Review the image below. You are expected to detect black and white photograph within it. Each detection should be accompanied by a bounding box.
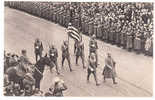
[3,0,153,97]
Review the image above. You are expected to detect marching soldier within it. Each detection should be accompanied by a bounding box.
[61,41,72,72]
[102,53,117,84]
[75,41,86,69]
[87,52,100,86]
[34,38,43,62]
[89,34,98,66]
[49,44,60,75]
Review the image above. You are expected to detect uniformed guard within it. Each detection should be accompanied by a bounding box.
[61,41,72,72]
[75,41,86,69]
[102,53,117,84]
[87,52,100,86]
[89,34,98,66]
[49,44,60,75]
[34,38,43,62]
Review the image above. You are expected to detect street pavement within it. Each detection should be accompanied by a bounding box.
[4,7,153,97]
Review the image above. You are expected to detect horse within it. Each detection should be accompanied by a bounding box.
[5,54,54,90]
[32,54,54,89]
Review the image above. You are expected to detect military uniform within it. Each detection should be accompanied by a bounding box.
[61,41,72,72]
[102,53,117,84]
[34,39,43,62]
[49,46,59,74]
[75,42,85,69]
[87,53,99,86]
[89,36,98,66]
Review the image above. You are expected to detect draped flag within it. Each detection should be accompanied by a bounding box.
[67,25,82,42]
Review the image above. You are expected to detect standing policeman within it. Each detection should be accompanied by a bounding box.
[61,41,72,72]
[34,38,43,62]
[49,44,60,75]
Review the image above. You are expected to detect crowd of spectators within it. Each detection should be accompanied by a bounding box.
[5,2,153,56]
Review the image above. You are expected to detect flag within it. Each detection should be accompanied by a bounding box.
[67,25,82,42]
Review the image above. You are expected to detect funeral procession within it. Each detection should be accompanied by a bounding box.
[4,1,153,97]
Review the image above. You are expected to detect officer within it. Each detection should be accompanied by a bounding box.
[34,38,43,62]
[49,44,60,75]
[61,41,72,72]
[87,52,100,86]
[89,34,98,66]
[75,41,86,69]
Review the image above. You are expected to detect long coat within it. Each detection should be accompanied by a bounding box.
[102,57,116,78]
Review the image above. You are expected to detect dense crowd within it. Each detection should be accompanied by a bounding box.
[5,2,153,56]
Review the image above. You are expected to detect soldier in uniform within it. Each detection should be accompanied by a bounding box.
[34,38,43,62]
[89,34,98,66]
[49,44,60,75]
[75,41,86,69]
[87,52,100,86]
[102,53,117,84]
[61,41,72,72]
